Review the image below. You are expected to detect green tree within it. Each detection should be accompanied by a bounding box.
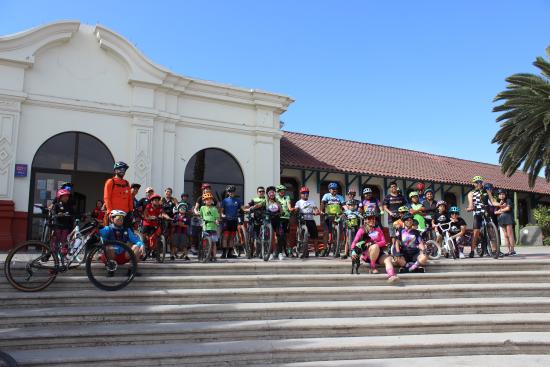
[492,47,550,187]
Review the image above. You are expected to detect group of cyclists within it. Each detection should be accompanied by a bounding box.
[46,160,517,283]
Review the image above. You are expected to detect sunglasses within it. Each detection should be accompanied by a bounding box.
[258,190,265,193]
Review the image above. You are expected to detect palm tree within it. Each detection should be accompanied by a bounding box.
[492,47,550,187]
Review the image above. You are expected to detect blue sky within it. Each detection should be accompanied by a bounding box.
[1,0,549,165]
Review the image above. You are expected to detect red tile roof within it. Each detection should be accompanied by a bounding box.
[280,131,550,195]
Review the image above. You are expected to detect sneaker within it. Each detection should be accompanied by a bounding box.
[399,267,409,273]
[170,255,175,261]
[408,263,419,272]
[341,254,348,260]
[269,253,275,261]
[278,253,284,261]
[387,275,400,284]
[227,251,237,259]
[459,252,465,259]
[510,250,517,256]
[315,251,320,257]
[184,256,190,261]
[335,253,340,258]
[372,269,379,274]
[469,251,475,258]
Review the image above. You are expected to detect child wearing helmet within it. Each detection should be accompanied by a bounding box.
[448,206,467,258]
[142,194,170,241]
[100,210,144,263]
[408,192,426,230]
[392,213,429,273]
[321,182,345,256]
[172,202,190,260]
[432,200,450,247]
[294,187,321,258]
[50,188,76,255]
[343,189,357,210]
[199,192,220,261]
[342,199,361,259]
[392,206,410,232]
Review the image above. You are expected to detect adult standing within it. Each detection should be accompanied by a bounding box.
[467,176,495,258]
[103,161,133,227]
[220,185,244,258]
[275,184,293,257]
[493,189,517,256]
[162,188,179,261]
[382,181,407,248]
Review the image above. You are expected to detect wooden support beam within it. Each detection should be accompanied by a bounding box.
[301,170,315,187]
[383,177,388,198]
[345,174,360,193]
[317,171,330,192]
[361,176,373,187]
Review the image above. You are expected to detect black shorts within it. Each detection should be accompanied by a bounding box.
[403,248,420,263]
[473,214,483,230]
[305,220,318,239]
[224,219,238,232]
[279,218,290,234]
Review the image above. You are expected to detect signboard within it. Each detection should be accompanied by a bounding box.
[14,164,27,177]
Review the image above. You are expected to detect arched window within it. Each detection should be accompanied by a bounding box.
[184,148,244,203]
[444,192,458,207]
[29,132,114,239]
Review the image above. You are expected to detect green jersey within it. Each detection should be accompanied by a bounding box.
[200,205,219,231]
[276,195,291,219]
[411,203,426,230]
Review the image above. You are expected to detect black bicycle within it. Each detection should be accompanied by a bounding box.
[4,220,137,292]
[475,207,501,259]
[296,214,310,258]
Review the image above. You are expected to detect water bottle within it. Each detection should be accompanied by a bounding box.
[69,237,83,256]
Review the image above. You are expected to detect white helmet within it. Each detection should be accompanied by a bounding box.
[362,188,372,195]
[109,210,127,219]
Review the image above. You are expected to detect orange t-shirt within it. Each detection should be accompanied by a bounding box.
[103,176,133,214]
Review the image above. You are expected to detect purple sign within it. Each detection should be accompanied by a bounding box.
[14,164,27,177]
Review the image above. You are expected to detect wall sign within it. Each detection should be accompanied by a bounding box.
[14,164,27,177]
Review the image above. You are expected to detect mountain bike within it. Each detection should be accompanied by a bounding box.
[475,208,501,259]
[433,222,457,259]
[244,211,257,259]
[141,221,166,263]
[200,225,217,263]
[323,213,344,257]
[259,212,275,261]
[423,227,441,260]
[296,214,310,258]
[343,213,362,259]
[4,220,137,292]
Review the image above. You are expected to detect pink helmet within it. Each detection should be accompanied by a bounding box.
[56,189,71,199]
[436,200,447,207]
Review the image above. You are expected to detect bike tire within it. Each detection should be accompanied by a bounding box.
[4,241,58,292]
[486,221,501,259]
[85,241,137,291]
[202,237,213,263]
[0,351,18,367]
[155,235,166,263]
[245,226,254,259]
[447,238,457,260]
[262,224,272,261]
[476,239,485,257]
[425,240,441,260]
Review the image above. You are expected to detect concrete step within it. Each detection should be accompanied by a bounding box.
[267,355,550,367]
[4,313,550,350]
[2,270,549,291]
[2,297,550,328]
[39,258,550,276]
[8,332,550,366]
[3,282,550,307]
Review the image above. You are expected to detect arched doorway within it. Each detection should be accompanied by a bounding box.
[28,132,114,239]
[184,148,244,203]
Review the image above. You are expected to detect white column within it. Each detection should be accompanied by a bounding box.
[162,121,176,190]
[0,97,22,200]
[129,115,154,189]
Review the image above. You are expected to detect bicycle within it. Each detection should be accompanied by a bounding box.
[259,212,275,261]
[244,211,257,259]
[475,207,501,259]
[0,351,18,367]
[343,213,362,259]
[4,220,137,292]
[422,226,441,260]
[296,214,310,258]
[323,213,344,257]
[199,224,217,263]
[141,220,166,263]
[433,222,457,260]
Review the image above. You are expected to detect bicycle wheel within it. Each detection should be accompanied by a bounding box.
[4,241,58,292]
[85,241,137,291]
[202,236,213,263]
[155,235,166,263]
[424,240,441,260]
[446,238,457,260]
[262,224,272,261]
[0,351,18,367]
[334,224,344,258]
[486,221,501,258]
[245,226,254,259]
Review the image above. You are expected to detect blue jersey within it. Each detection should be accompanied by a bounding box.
[221,197,243,219]
[100,224,144,247]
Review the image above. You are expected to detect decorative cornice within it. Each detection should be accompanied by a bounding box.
[0,20,80,67]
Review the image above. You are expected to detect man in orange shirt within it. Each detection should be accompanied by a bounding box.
[103,161,133,226]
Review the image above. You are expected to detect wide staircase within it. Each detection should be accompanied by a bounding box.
[3,257,550,366]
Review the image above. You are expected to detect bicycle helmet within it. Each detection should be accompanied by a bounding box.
[202,192,214,201]
[56,189,71,199]
[201,183,211,190]
[496,188,506,195]
[149,194,162,201]
[408,191,419,198]
[276,184,286,192]
[416,182,425,191]
[398,206,409,213]
[402,213,413,221]
[109,210,127,219]
[362,187,372,195]
[436,200,447,207]
[176,202,188,211]
[483,183,494,191]
[226,185,236,192]
[363,210,378,218]
[347,188,356,195]
[449,206,460,214]
[114,161,129,171]
[300,186,310,194]
[61,182,73,191]
[266,186,276,193]
[472,175,484,183]
[346,199,358,206]
[145,186,154,193]
[328,182,338,190]
[424,188,434,195]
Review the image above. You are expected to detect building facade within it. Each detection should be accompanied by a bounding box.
[0,21,293,248]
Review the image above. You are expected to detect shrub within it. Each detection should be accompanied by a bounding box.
[533,205,550,239]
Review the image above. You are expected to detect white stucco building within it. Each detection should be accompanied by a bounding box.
[0,20,293,247]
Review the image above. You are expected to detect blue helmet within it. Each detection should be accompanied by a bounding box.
[328,182,338,190]
[114,161,129,171]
